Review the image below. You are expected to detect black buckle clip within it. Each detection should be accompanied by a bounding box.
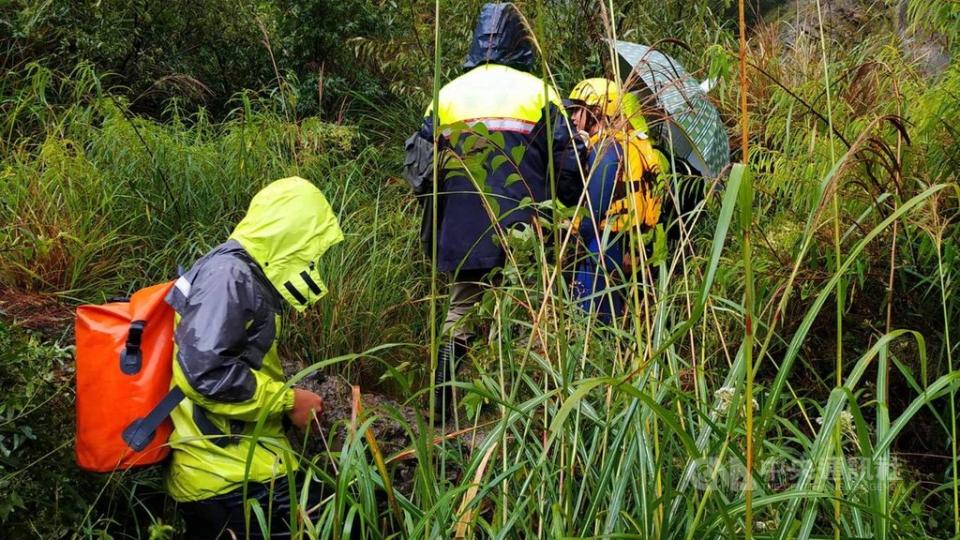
[122,418,155,451]
[120,320,146,375]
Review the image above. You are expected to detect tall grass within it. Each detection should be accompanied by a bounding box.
[0,1,958,539]
[0,63,424,373]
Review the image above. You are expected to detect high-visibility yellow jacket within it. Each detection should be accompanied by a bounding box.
[574,129,668,240]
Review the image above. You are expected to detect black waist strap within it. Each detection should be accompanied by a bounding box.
[192,405,241,448]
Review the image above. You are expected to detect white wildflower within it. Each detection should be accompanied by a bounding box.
[839,411,855,437]
[714,386,735,414]
[713,386,758,415]
[815,410,860,449]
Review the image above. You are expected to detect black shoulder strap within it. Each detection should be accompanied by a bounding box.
[122,386,242,452]
[122,386,185,452]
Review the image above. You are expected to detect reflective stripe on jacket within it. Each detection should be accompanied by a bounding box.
[164,177,343,502]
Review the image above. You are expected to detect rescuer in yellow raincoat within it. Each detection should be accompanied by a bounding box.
[164,176,343,538]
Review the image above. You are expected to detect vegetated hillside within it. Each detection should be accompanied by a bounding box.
[0,0,958,538]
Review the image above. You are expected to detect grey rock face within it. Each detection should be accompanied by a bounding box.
[896,0,950,77]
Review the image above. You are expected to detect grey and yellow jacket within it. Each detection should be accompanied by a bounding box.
[404,2,585,273]
[164,177,343,502]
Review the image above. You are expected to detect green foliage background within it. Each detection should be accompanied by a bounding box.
[0,0,958,538]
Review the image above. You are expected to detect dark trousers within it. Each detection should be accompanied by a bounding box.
[179,475,321,539]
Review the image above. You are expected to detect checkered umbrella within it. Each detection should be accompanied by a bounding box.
[613,40,730,177]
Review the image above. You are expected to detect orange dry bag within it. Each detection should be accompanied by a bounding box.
[75,282,185,472]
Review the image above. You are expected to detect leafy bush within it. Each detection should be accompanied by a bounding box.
[0,324,90,537]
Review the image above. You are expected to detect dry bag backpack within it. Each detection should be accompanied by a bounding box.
[75,281,185,472]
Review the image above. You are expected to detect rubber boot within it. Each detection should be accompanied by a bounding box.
[433,339,466,421]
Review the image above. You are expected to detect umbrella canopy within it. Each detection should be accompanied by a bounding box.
[612,40,730,177]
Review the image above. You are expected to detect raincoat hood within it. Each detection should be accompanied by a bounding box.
[230,176,343,311]
[463,3,535,72]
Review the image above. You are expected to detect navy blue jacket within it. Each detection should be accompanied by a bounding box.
[403,3,584,273]
[573,143,626,322]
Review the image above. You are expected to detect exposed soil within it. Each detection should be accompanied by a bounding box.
[0,286,73,338]
[291,375,486,495]
[299,375,422,457]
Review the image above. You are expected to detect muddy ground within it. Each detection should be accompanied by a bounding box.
[291,375,486,495]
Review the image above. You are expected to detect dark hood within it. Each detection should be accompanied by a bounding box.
[463,3,535,72]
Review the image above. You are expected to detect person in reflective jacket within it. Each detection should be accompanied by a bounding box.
[567,78,668,323]
[164,176,343,539]
[403,2,584,417]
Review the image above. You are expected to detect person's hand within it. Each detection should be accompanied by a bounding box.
[577,129,591,145]
[287,388,324,430]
